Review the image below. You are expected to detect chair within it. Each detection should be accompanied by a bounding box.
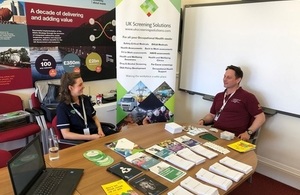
[248,127,261,184]
[51,115,117,149]
[0,149,12,168]
[30,92,52,129]
[34,79,60,123]
[51,116,85,149]
[249,128,261,145]
[0,93,41,145]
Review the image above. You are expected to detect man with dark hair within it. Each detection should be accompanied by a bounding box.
[198,65,266,140]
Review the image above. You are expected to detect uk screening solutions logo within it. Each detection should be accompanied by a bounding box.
[140,0,158,17]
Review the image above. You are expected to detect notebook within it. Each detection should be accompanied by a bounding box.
[7,134,84,195]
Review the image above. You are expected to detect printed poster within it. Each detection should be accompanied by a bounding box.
[116,0,181,130]
[0,0,116,91]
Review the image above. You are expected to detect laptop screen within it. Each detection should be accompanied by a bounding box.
[8,134,46,195]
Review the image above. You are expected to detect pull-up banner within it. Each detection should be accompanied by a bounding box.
[116,0,181,130]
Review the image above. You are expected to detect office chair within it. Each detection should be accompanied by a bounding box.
[51,115,85,149]
[249,127,261,145]
[51,115,117,149]
[0,93,41,145]
[0,149,12,168]
[29,92,52,129]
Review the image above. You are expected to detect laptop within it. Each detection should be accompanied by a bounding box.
[8,134,84,195]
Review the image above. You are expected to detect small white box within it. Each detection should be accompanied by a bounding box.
[220,131,235,140]
[165,122,183,134]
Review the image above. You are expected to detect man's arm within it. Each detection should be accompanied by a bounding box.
[238,112,266,140]
[249,112,266,132]
[198,113,215,125]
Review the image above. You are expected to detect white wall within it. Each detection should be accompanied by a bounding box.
[175,0,300,190]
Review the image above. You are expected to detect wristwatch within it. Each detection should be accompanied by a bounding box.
[246,130,253,135]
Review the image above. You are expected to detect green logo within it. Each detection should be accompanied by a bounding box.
[140,0,158,17]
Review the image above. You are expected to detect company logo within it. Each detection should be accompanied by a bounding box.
[140,0,158,17]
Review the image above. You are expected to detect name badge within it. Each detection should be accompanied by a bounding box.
[214,112,220,121]
[83,127,90,135]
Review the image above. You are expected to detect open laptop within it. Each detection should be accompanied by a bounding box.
[8,134,83,195]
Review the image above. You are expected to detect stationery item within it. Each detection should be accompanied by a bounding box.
[115,138,135,149]
[180,176,219,195]
[157,139,186,153]
[107,161,143,181]
[7,134,83,195]
[199,133,218,141]
[145,144,174,160]
[164,122,183,134]
[196,168,233,191]
[203,142,230,154]
[209,162,244,182]
[190,144,218,159]
[185,125,209,136]
[164,153,195,171]
[174,135,200,147]
[83,150,114,166]
[129,174,168,195]
[101,179,138,195]
[106,138,144,157]
[167,186,194,195]
[177,148,206,165]
[219,156,253,174]
[149,161,186,183]
[227,140,256,153]
[220,131,235,140]
[125,151,160,170]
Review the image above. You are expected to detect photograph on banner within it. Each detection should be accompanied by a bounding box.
[116,0,181,130]
[0,0,116,91]
[0,46,32,91]
[0,8,32,91]
[116,81,175,131]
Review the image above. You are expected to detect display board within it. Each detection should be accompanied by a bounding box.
[179,0,300,116]
[0,0,116,91]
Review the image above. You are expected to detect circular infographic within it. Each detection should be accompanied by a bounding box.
[62,53,81,73]
[85,52,102,72]
[35,54,56,75]
[83,150,114,166]
[49,69,57,77]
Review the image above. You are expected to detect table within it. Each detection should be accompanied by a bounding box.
[0,123,257,195]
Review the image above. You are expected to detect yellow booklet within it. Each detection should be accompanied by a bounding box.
[101,179,138,195]
[227,140,256,153]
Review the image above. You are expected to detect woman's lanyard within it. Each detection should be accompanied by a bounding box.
[71,97,88,128]
[214,90,236,121]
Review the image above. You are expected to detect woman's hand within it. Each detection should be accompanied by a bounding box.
[90,134,101,140]
[98,128,105,137]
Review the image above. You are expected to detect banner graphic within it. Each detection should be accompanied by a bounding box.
[0,0,115,91]
[116,0,181,130]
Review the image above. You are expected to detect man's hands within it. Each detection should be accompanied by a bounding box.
[198,119,205,125]
[238,131,251,141]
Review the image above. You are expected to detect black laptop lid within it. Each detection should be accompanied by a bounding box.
[8,134,45,195]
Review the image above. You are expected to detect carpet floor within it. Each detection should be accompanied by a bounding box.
[229,172,300,195]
